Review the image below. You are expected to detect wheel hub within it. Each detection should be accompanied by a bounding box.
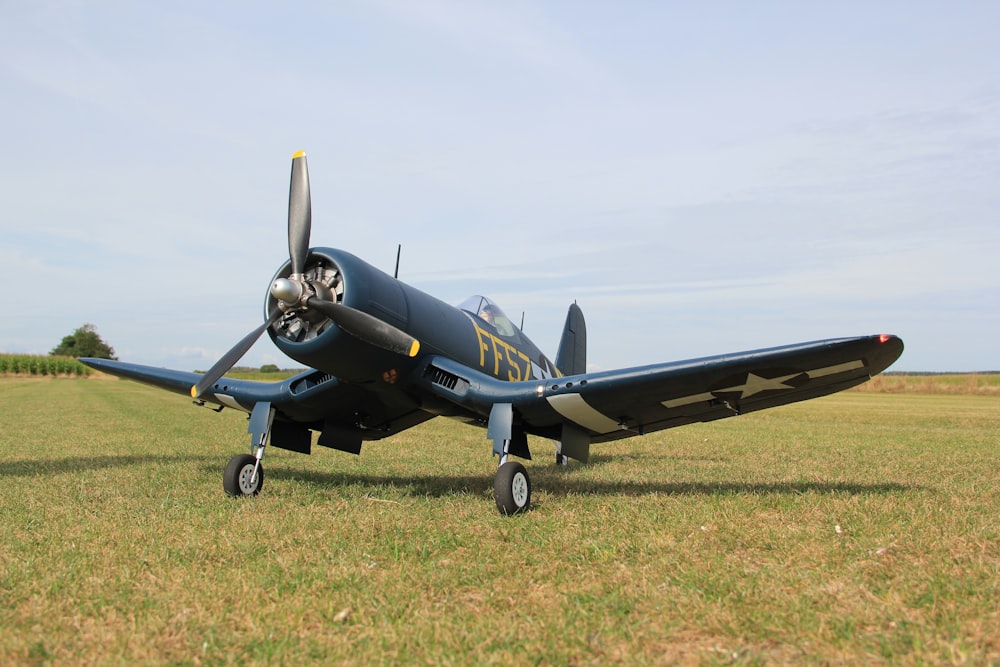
[511,472,529,507]
[238,464,259,494]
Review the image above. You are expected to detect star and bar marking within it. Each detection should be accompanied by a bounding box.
[544,359,867,435]
[661,360,866,409]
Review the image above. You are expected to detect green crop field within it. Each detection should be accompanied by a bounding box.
[1,376,998,665]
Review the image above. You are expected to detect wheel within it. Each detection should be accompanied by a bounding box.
[494,461,531,515]
[223,454,264,497]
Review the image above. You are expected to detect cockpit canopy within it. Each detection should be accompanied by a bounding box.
[458,295,518,337]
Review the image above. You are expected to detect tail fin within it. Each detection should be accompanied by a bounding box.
[555,302,586,376]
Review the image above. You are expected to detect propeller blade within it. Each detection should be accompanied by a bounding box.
[306,297,420,358]
[191,310,283,399]
[288,150,311,276]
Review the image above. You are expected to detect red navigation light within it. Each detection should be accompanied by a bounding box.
[879,334,892,344]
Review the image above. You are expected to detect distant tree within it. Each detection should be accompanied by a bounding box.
[51,324,117,360]
[260,364,280,373]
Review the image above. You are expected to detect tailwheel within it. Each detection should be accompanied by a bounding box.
[494,460,531,515]
[224,453,264,497]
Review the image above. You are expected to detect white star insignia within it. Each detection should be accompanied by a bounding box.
[722,372,801,399]
[662,361,865,411]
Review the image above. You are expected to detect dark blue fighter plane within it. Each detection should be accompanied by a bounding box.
[82,151,904,515]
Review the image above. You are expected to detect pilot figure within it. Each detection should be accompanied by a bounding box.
[478,305,494,325]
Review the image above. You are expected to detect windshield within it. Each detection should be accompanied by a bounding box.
[458,295,517,337]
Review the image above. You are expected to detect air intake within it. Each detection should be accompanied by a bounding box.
[425,364,469,394]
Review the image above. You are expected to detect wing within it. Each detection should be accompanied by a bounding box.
[79,359,434,453]
[542,334,903,443]
[416,334,904,444]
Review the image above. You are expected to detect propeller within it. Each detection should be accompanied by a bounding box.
[287,150,311,277]
[190,151,420,399]
[191,310,282,399]
[305,294,420,357]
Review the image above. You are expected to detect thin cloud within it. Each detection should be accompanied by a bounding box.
[1,3,997,371]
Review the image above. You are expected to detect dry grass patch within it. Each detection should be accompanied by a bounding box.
[856,373,1000,395]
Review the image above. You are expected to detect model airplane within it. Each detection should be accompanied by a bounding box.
[82,151,904,514]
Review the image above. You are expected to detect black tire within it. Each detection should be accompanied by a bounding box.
[494,461,531,515]
[223,454,264,497]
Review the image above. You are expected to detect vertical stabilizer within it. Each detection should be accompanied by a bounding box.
[555,302,586,376]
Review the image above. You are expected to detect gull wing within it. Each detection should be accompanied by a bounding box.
[418,335,904,445]
[539,334,904,443]
[79,359,434,453]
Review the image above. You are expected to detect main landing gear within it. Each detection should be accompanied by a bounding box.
[224,401,272,498]
[221,400,539,514]
[488,402,532,515]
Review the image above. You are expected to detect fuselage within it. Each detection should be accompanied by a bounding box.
[265,248,561,388]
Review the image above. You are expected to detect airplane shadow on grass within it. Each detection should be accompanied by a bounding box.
[260,465,918,500]
[3,454,917,499]
[3,454,220,478]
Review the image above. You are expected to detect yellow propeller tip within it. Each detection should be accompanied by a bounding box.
[408,340,421,357]
[190,385,199,398]
[292,150,306,159]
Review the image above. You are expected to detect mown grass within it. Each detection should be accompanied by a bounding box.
[1,377,997,664]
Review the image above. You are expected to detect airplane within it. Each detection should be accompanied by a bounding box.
[81,151,904,515]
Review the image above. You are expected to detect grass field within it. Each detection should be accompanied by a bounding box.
[1,377,998,665]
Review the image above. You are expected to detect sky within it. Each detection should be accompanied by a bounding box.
[1,1,998,373]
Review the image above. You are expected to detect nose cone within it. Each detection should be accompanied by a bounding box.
[271,277,302,304]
